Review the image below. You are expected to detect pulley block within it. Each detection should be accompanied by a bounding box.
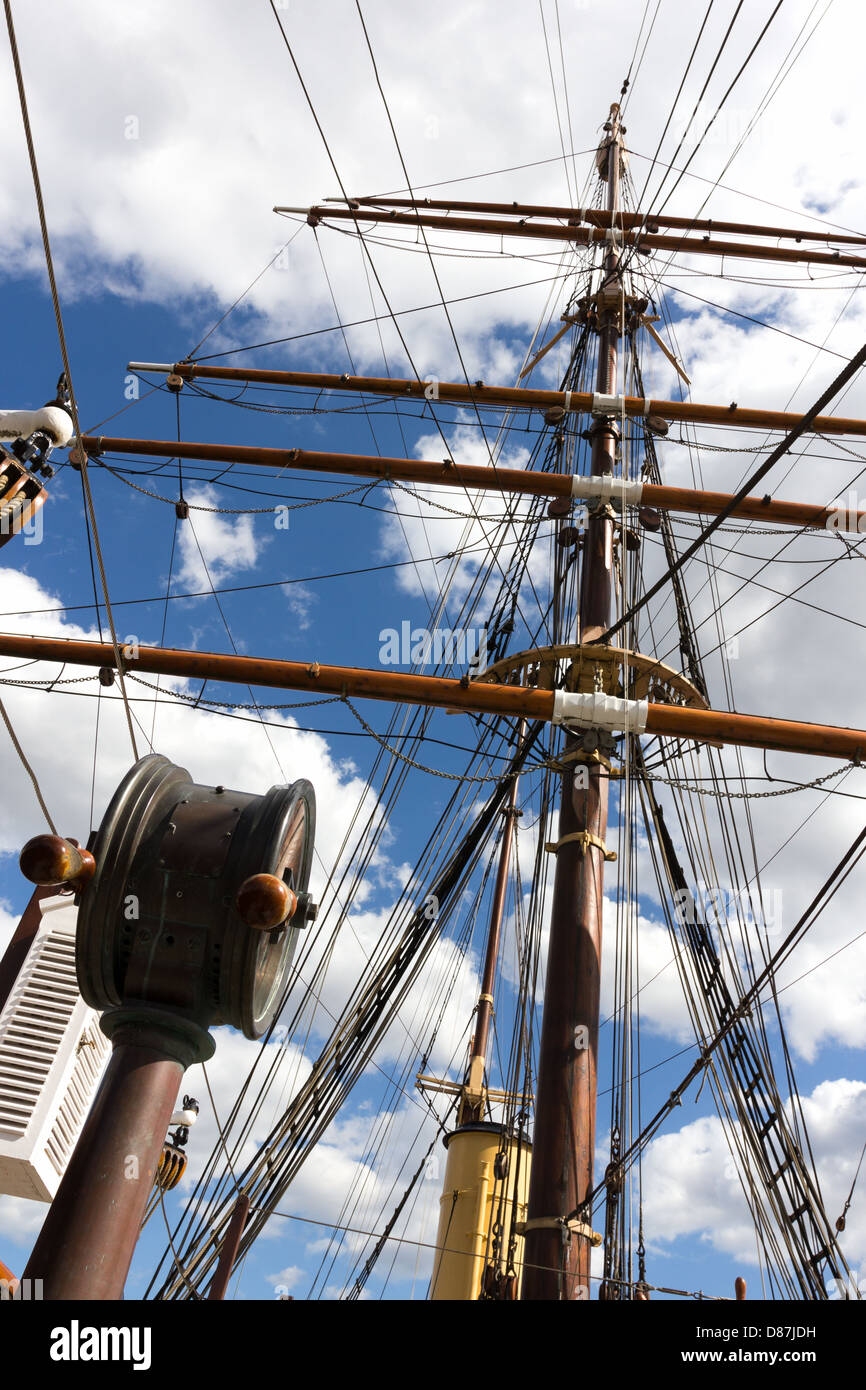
[0,454,47,551]
[155,1144,187,1191]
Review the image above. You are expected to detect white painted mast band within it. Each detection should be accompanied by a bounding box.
[570,476,643,504]
[591,393,652,417]
[552,691,649,733]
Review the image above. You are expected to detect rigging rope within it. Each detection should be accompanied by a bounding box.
[0,696,58,833]
[3,0,139,759]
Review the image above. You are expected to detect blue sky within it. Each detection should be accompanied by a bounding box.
[2,0,866,1303]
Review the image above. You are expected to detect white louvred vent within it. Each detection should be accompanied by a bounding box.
[0,896,110,1202]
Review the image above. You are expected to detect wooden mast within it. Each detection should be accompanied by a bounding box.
[522,101,624,1301]
[460,727,523,1127]
[426,724,530,1302]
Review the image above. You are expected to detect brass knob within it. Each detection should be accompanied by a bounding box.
[19,834,96,889]
[236,874,297,931]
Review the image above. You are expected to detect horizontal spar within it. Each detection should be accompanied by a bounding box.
[78,435,866,532]
[0,633,865,762]
[337,195,866,246]
[80,435,575,497]
[277,204,866,270]
[124,363,866,439]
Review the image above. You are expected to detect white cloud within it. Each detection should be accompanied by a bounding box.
[176,488,264,592]
[0,900,18,962]
[282,582,316,632]
[3,1,863,386]
[637,1077,866,1283]
[376,421,545,625]
[0,1192,46,1252]
[265,1264,305,1293]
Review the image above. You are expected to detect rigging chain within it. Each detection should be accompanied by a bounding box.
[643,762,856,800]
[98,461,378,514]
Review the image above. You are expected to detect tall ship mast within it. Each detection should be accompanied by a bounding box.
[0,2,865,1316]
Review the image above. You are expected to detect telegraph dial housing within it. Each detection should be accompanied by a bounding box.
[76,755,316,1056]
